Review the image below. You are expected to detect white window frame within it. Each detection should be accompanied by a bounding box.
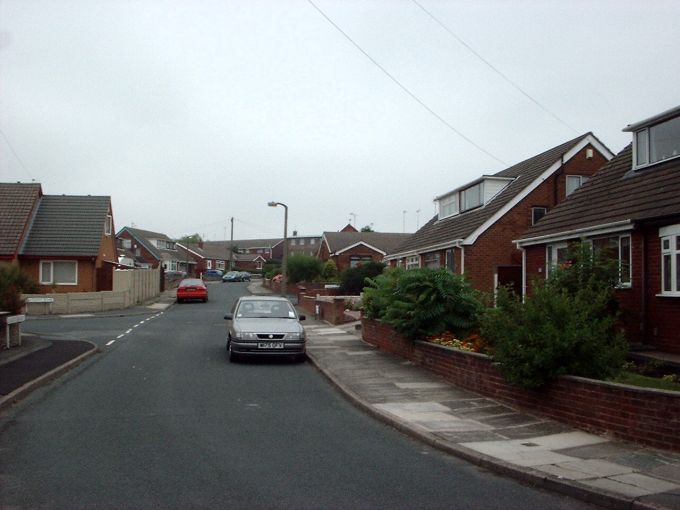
[591,235,632,288]
[206,260,212,269]
[438,193,459,219]
[406,255,420,270]
[566,175,588,196]
[423,253,440,269]
[660,224,680,296]
[39,260,78,286]
[461,182,483,211]
[633,116,680,170]
[545,242,568,277]
[104,215,113,236]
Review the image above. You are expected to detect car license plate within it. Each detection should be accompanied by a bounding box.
[257,342,284,349]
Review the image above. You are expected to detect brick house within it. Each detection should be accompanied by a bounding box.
[0,183,118,292]
[233,253,267,271]
[517,106,680,354]
[117,227,194,275]
[385,133,613,294]
[287,233,322,258]
[177,242,230,275]
[318,231,412,272]
[203,239,283,269]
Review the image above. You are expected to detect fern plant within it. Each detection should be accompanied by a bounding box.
[363,267,480,339]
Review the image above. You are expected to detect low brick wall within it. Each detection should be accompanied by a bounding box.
[362,318,680,452]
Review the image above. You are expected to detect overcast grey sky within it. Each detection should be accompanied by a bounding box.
[1,0,679,241]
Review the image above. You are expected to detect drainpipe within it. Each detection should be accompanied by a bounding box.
[521,247,527,302]
[460,247,465,274]
[640,228,647,343]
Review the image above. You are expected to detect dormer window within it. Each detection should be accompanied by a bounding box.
[436,176,514,220]
[438,193,458,219]
[626,107,680,170]
[462,182,482,210]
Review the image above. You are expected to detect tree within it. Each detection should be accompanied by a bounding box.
[179,233,203,244]
[0,266,38,314]
[360,225,374,232]
[339,261,385,294]
[321,260,339,281]
[286,255,323,284]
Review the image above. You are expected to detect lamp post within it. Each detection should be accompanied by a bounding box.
[268,201,288,297]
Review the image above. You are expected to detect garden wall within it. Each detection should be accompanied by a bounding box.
[362,318,680,452]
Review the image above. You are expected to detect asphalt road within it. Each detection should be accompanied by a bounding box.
[0,282,597,509]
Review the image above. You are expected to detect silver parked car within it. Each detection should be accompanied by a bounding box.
[224,296,306,362]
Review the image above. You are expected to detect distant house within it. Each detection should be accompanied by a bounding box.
[0,183,118,292]
[517,106,680,354]
[117,227,194,275]
[318,231,412,272]
[234,253,267,271]
[385,133,613,294]
[203,239,284,268]
[287,233,322,258]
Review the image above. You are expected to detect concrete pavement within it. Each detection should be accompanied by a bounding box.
[251,279,680,508]
[302,319,680,510]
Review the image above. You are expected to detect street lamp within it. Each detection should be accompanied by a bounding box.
[268,201,288,297]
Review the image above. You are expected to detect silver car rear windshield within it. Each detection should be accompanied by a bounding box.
[236,300,296,319]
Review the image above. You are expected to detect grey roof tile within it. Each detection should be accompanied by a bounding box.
[389,134,597,256]
[519,144,680,241]
[21,195,111,257]
[323,231,412,255]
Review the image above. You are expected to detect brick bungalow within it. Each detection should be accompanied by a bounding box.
[0,183,118,292]
[517,106,680,354]
[318,231,412,272]
[117,227,194,275]
[385,133,613,294]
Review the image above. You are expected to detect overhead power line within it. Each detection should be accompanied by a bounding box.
[0,127,34,181]
[307,0,507,166]
[411,0,578,134]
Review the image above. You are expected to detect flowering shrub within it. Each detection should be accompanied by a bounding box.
[426,331,491,354]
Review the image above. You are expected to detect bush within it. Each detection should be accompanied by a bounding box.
[263,263,281,280]
[481,242,627,389]
[321,260,339,281]
[0,266,38,314]
[363,267,480,339]
[339,261,385,294]
[286,255,323,284]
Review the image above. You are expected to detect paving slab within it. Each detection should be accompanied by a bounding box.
[302,318,680,509]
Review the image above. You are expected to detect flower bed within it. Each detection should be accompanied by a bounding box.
[362,317,680,452]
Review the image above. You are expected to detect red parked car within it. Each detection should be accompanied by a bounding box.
[176,278,208,303]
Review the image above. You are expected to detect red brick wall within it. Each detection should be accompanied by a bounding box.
[20,258,98,293]
[642,225,680,353]
[362,318,680,451]
[331,245,384,272]
[524,224,680,354]
[465,145,607,294]
[118,231,160,268]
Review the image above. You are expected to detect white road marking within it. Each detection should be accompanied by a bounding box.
[106,340,115,346]
[117,334,125,339]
